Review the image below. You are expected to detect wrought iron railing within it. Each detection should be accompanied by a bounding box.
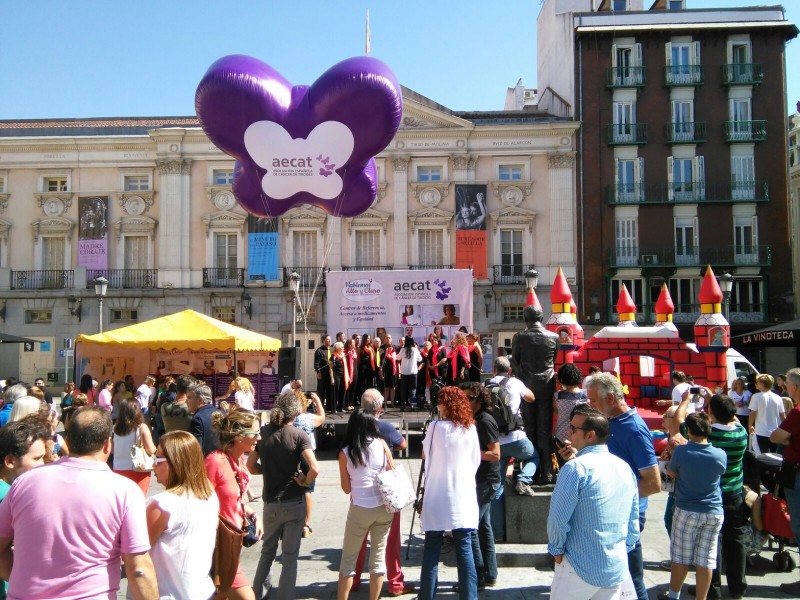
[721,63,763,86]
[605,66,646,88]
[409,265,454,270]
[606,180,768,205]
[11,270,73,290]
[606,123,648,145]
[203,268,244,288]
[86,269,157,289]
[282,267,327,288]
[664,121,706,144]
[664,64,704,86]
[608,245,772,269]
[341,266,393,271]
[492,264,535,285]
[723,120,767,143]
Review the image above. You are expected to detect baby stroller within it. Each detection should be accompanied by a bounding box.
[756,452,796,572]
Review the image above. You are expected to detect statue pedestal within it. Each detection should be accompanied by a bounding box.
[502,481,554,544]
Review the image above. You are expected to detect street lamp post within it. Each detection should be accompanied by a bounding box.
[524,268,539,291]
[93,276,108,333]
[719,272,733,323]
[289,271,301,351]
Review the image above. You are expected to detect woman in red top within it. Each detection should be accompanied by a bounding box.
[382,334,398,408]
[466,333,483,383]
[344,339,358,411]
[357,334,375,400]
[205,408,264,599]
[446,333,471,386]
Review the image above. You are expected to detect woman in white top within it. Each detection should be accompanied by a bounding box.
[337,409,394,600]
[397,335,422,410]
[729,378,751,429]
[217,376,256,412]
[112,399,156,496]
[749,373,786,454]
[419,386,481,600]
[147,430,219,600]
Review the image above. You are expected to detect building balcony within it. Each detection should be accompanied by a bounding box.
[723,121,766,143]
[664,65,703,87]
[606,180,768,205]
[283,266,327,288]
[409,265,454,270]
[202,268,244,288]
[342,265,393,271]
[664,121,706,144]
[721,63,763,86]
[605,123,648,145]
[11,270,73,290]
[608,245,772,269]
[492,264,536,285]
[85,269,158,289]
[605,66,646,88]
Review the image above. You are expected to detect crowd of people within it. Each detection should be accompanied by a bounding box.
[0,353,797,599]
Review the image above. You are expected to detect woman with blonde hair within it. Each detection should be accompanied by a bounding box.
[9,397,41,423]
[217,377,256,412]
[113,399,157,496]
[206,408,263,599]
[446,333,471,386]
[294,391,326,537]
[729,377,751,430]
[148,431,219,599]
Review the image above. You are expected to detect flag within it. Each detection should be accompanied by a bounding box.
[365,9,371,55]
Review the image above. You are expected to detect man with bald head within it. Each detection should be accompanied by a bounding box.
[0,406,157,599]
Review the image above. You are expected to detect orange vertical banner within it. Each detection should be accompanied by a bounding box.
[455,184,488,279]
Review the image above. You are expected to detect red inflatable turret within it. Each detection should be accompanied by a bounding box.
[693,266,730,391]
[546,267,583,362]
[616,283,638,327]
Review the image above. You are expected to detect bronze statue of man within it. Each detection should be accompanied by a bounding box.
[511,304,560,484]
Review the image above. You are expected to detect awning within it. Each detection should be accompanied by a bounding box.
[732,320,800,348]
[75,309,282,352]
[0,333,42,344]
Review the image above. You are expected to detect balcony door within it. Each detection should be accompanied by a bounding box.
[615,218,638,267]
[123,236,148,288]
[499,229,524,284]
[613,102,635,143]
[671,100,694,142]
[731,155,755,201]
[42,237,66,289]
[734,216,758,265]
[674,218,699,265]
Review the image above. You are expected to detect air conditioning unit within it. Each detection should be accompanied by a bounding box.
[641,254,658,265]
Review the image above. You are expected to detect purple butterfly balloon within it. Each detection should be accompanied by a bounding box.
[195,55,403,218]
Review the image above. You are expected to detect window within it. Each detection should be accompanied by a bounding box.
[668,278,699,313]
[665,41,701,85]
[670,100,694,141]
[499,165,523,180]
[0,175,5,193]
[612,102,635,142]
[668,156,704,201]
[734,216,758,263]
[615,218,638,266]
[729,99,753,140]
[612,0,628,10]
[417,167,442,182]
[44,177,68,192]
[214,233,237,269]
[500,230,523,279]
[213,169,235,185]
[111,309,138,322]
[124,236,148,271]
[354,230,381,267]
[42,237,65,271]
[615,158,644,202]
[612,44,643,86]
[730,280,763,313]
[611,279,644,312]
[503,305,525,322]
[727,41,753,84]
[668,0,685,8]
[674,217,699,265]
[293,231,318,268]
[418,229,443,267]
[212,306,236,324]
[123,176,150,191]
[731,155,755,200]
[25,309,52,324]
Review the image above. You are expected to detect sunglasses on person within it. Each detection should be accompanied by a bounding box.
[570,424,591,433]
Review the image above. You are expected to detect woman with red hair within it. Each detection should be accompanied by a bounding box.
[419,386,481,600]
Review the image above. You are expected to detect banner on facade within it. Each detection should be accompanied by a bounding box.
[247,216,280,282]
[455,184,487,279]
[325,269,473,346]
[77,196,108,270]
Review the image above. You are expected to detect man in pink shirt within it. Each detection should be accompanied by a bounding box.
[0,407,157,599]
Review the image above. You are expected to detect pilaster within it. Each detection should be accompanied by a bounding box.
[392,157,409,268]
[156,158,191,287]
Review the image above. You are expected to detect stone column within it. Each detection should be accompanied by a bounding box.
[548,153,576,267]
[392,157,409,268]
[157,159,192,288]
[326,215,342,270]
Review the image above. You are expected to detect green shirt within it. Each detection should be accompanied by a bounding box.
[708,422,748,495]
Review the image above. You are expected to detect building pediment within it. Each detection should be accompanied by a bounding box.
[112,215,157,242]
[280,206,328,230]
[32,217,74,241]
[202,210,247,237]
[489,206,537,234]
[408,207,454,233]
[400,102,473,131]
[344,207,392,234]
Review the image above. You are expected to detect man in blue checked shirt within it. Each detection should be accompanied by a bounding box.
[548,405,640,599]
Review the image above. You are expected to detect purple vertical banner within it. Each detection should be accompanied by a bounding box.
[78,197,108,269]
[215,373,233,400]
[257,373,279,410]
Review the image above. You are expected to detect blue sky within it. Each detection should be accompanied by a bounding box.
[0,1,797,119]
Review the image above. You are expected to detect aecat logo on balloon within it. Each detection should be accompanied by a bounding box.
[196,55,403,218]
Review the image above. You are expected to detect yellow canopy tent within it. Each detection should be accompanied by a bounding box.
[76,309,281,352]
[75,310,282,386]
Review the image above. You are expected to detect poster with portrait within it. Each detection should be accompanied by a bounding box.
[77,196,108,270]
[455,184,487,279]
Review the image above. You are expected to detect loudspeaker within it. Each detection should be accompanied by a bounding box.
[278,347,299,379]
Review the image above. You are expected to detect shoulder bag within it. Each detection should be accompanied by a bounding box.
[377,441,416,513]
[130,427,155,472]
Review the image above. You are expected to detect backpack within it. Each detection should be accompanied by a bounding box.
[485,377,519,435]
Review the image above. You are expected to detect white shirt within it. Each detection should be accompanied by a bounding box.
[234,390,255,411]
[136,384,153,411]
[281,383,294,394]
[421,420,480,532]
[344,438,386,509]
[489,375,529,445]
[749,390,786,437]
[730,389,751,416]
[147,490,219,600]
[398,348,422,376]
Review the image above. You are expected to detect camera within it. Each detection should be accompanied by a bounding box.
[305,391,313,399]
[429,377,445,401]
[690,386,700,394]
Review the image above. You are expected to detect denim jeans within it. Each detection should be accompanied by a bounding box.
[499,437,538,485]
[628,512,647,600]
[710,490,749,597]
[253,497,306,600]
[470,481,500,583]
[419,529,477,600]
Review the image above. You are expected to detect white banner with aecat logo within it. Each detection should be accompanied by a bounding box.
[325,269,474,346]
